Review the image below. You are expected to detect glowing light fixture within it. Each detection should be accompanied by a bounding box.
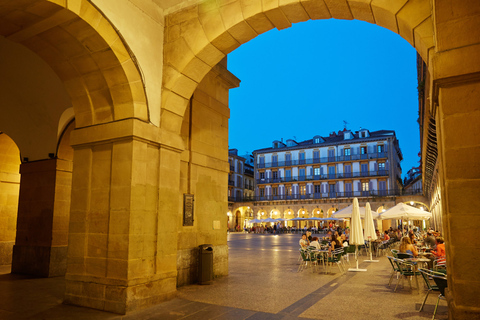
[410,201,414,205]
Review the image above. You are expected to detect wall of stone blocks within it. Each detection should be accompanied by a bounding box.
[177,60,238,286]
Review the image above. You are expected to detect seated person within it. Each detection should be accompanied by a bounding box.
[399,236,418,257]
[309,237,321,250]
[299,234,309,249]
[383,230,390,241]
[329,234,343,252]
[431,237,446,257]
[424,231,437,248]
[340,233,347,244]
[306,231,313,242]
[408,230,417,245]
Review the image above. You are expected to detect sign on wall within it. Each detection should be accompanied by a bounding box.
[183,194,194,226]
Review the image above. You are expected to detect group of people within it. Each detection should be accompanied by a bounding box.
[299,228,350,253]
[395,228,446,270]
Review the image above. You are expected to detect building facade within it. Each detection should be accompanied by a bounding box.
[228,149,245,202]
[253,129,403,203]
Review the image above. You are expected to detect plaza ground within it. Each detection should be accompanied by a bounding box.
[0,233,447,319]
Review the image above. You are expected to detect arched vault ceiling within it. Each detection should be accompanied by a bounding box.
[0,0,148,129]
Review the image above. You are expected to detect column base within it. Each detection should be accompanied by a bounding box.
[446,288,480,320]
[11,245,67,277]
[64,276,177,314]
[0,241,14,265]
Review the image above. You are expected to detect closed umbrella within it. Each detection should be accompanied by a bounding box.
[363,203,379,263]
[348,198,367,272]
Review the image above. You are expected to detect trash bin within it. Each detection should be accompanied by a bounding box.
[198,244,213,285]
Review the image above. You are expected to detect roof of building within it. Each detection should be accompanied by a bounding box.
[253,129,396,154]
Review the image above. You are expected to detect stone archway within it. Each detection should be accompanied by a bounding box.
[0,0,148,137]
[162,0,434,135]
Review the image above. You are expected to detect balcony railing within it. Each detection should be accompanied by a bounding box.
[256,170,388,184]
[244,168,254,175]
[228,180,235,186]
[257,152,388,169]
[230,165,235,171]
[228,188,421,202]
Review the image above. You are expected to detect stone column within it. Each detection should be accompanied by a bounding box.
[430,1,480,318]
[436,80,480,319]
[64,119,183,314]
[11,158,72,277]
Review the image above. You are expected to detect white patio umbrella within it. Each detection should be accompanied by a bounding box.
[348,198,367,272]
[363,202,379,263]
[378,203,432,220]
[332,204,379,219]
[261,217,277,223]
[288,217,306,221]
[248,218,262,224]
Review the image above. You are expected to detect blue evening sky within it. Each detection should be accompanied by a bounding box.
[227,19,420,179]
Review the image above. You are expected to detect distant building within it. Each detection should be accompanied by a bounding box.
[228,149,245,202]
[242,153,255,200]
[404,166,422,194]
[252,128,403,202]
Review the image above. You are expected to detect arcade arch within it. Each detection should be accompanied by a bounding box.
[0,133,21,266]
[163,0,434,135]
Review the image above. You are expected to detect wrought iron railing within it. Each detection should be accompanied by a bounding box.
[257,152,388,169]
[228,188,422,202]
[256,170,389,184]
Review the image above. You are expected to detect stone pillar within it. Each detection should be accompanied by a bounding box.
[11,158,72,277]
[64,119,183,314]
[431,1,480,318]
[436,81,480,319]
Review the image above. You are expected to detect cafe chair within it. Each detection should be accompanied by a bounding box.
[418,268,448,319]
[298,248,318,273]
[433,257,446,271]
[397,252,414,259]
[327,247,345,274]
[387,256,400,287]
[391,257,421,292]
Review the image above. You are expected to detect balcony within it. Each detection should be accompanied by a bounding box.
[256,170,389,184]
[256,152,388,169]
[228,180,235,186]
[228,188,421,203]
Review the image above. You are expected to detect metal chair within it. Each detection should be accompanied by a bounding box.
[386,256,400,287]
[298,248,318,272]
[327,247,345,274]
[391,257,421,292]
[418,268,448,319]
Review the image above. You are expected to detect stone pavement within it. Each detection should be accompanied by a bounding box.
[0,233,448,319]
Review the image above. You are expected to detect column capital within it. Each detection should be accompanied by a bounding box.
[70,119,185,153]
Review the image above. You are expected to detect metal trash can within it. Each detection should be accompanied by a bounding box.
[198,244,213,285]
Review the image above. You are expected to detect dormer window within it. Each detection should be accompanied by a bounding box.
[359,129,370,138]
[313,135,323,144]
